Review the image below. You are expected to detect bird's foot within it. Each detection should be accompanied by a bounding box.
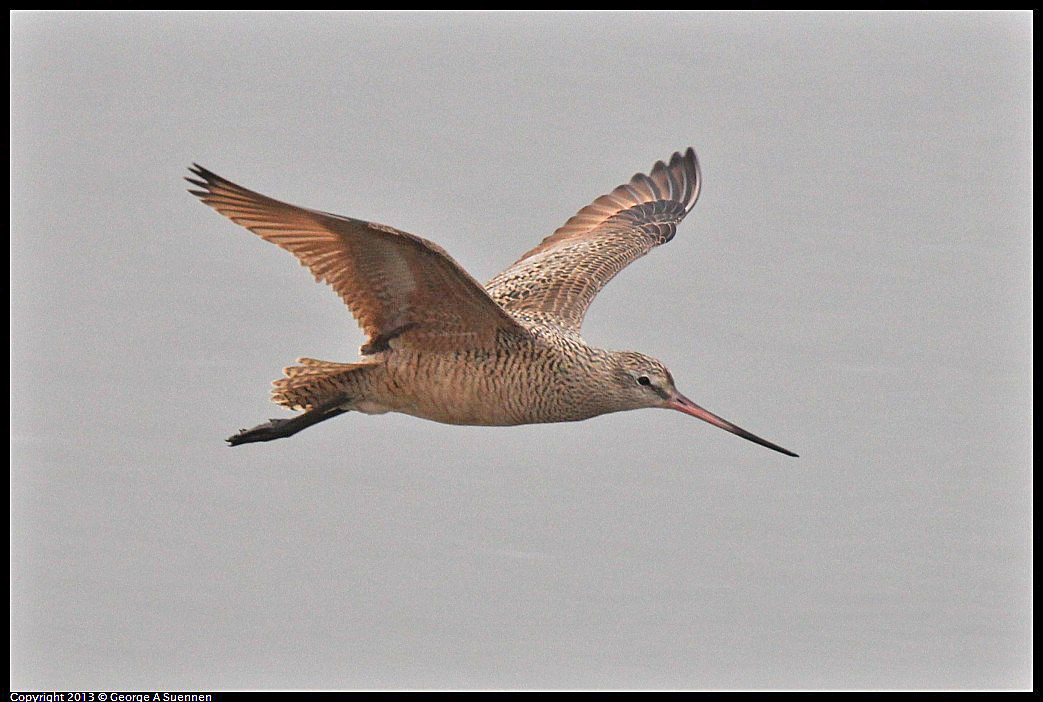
[227,418,294,446]
[225,398,350,447]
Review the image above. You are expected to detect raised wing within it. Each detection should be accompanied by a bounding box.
[187,165,529,353]
[486,148,701,332]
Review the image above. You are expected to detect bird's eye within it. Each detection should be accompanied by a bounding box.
[637,375,652,386]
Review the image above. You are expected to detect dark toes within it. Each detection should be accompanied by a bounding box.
[226,419,287,446]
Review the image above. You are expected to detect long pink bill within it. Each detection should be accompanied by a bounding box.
[669,393,798,457]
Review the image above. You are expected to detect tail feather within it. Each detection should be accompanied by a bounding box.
[271,358,375,411]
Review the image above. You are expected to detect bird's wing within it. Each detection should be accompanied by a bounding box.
[485,148,701,332]
[187,165,529,353]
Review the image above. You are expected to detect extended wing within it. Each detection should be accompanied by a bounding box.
[188,165,528,353]
[485,148,700,332]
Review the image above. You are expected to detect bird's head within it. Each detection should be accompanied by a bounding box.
[610,351,798,457]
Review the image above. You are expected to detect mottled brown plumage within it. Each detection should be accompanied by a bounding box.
[187,149,797,456]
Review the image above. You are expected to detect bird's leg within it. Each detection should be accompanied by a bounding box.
[226,397,349,446]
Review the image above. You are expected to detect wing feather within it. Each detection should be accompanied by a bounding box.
[188,165,528,352]
[486,148,701,331]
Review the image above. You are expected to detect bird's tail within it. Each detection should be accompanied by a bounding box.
[271,358,377,411]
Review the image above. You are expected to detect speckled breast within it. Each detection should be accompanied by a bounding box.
[376,334,609,426]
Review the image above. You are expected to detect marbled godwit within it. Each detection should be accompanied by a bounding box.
[187,149,797,456]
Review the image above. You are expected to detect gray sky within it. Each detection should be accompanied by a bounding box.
[10,11,1032,690]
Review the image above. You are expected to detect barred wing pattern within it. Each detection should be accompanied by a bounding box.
[188,165,528,353]
[486,148,701,332]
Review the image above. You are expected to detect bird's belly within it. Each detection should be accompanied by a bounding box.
[392,382,525,426]
[352,400,391,415]
[378,351,584,426]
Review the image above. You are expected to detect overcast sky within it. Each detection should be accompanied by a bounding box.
[11,11,1032,690]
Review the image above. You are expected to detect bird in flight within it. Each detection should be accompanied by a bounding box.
[187,148,797,456]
